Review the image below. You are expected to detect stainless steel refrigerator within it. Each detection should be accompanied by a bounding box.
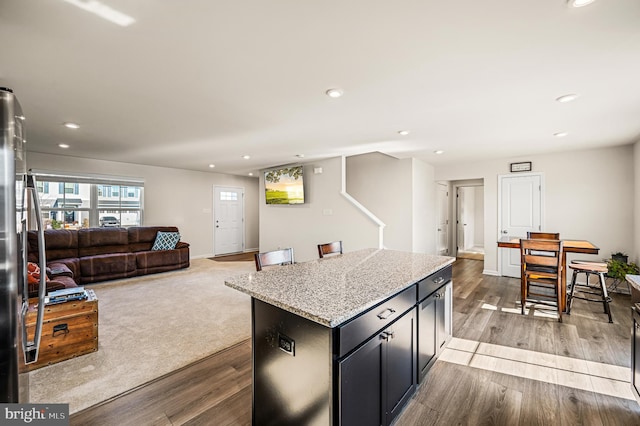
[0,87,46,403]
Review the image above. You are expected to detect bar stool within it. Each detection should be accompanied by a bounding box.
[567,260,612,323]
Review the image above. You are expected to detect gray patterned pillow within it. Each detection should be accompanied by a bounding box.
[151,231,181,251]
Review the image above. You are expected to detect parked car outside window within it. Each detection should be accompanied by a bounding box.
[99,216,120,227]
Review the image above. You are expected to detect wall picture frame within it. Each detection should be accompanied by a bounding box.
[510,161,532,173]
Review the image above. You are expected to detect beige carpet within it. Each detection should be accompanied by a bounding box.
[28,258,255,414]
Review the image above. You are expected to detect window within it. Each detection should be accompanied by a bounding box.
[36,181,49,194]
[58,182,79,194]
[220,191,238,201]
[35,173,144,230]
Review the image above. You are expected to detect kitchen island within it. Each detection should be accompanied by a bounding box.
[225,248,455,426]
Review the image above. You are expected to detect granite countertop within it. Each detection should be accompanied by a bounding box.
[224,248,455,328]
[626,274,640,291]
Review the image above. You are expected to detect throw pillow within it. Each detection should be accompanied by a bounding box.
[151,231,181,251]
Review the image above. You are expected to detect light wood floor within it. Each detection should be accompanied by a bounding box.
[71,258,640,425]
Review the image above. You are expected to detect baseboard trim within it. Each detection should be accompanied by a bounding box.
[483,269,500,276]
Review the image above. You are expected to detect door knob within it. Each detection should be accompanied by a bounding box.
[502,230,508,234]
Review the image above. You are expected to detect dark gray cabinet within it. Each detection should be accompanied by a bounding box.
[339,308,416,426]
[248,261,452,426]
[632,306,640,404]
[417,266,452,382]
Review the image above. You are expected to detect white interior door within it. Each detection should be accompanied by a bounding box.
[213,186,244,255]
[499,174,543,277]
[456,187,466,252]
[436,183,449,255]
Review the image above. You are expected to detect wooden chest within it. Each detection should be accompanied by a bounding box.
[22,290,99,372]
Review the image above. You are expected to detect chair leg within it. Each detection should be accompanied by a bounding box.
[521,277,527,315]
[598,272,613,323]
[567,270,578,315]
[556,277,562,323]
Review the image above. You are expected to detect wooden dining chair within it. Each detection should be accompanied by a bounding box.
[520,238,564,322]
[527,232,560,257]
[527,231,560,240]
[254,248,294,271]
[317,241,343,258]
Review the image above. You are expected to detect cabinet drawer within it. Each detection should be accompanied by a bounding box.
[337,285,416,358]
[417,265,452,301]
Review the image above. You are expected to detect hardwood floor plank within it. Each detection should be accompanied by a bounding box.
[183,384,251,426]
[72,258,640,425]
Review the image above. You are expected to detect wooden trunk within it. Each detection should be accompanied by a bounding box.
[22,290,98,372]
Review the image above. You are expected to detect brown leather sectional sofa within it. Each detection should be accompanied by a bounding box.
[27,226,189,297]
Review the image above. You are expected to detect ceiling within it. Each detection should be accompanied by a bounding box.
[1,0,639,177]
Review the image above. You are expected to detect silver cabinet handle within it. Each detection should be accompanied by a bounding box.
[380,331,395,341]
[377,308,396,320]
[434,277,444,285]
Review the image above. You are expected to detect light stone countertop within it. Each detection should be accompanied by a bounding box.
[626,274,640,291]
[224,248,455,328]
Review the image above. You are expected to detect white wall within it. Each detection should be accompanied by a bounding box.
[259,156,379,263]
[27,152,259,258]
[436,145,634,275]
[412,158,436,254]
[635,141,640,264]
[346,153,413,251]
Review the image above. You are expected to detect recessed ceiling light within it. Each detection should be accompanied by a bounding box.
[58,143,70,149]
[326,88,344,98]
[398,130,410,136]
[242,155,250,160]
[434,150,444,155]
[61,0,135,26]
[568,0,596,7]
[556,94,579,103]
[554,132,568,137]
[63,122,80,129]
[248,173,254,176]
[208,164,215,168]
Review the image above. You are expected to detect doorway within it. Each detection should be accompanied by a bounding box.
[455,184,484,261]
[213,186,245,256]
[436,183,449,256]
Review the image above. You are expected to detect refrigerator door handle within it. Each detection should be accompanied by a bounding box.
[22,174,46,364]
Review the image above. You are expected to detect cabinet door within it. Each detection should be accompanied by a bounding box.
[418,294,437,379]
[385,308,417,426]
[339,332,383,426]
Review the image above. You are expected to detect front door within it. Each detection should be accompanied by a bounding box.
[499,174,543,277]
[213,186,244,256]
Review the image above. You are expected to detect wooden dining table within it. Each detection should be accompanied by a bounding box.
[497,236,600,312]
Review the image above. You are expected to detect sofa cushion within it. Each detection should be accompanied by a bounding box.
[136,245,190,275]
[28,229,79,263]
[79,253,137,284]
[28,279,68,298]
[78,228,129,257]
[151,231,181,251]
[128,226,180,252]
[47,262,74,278]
